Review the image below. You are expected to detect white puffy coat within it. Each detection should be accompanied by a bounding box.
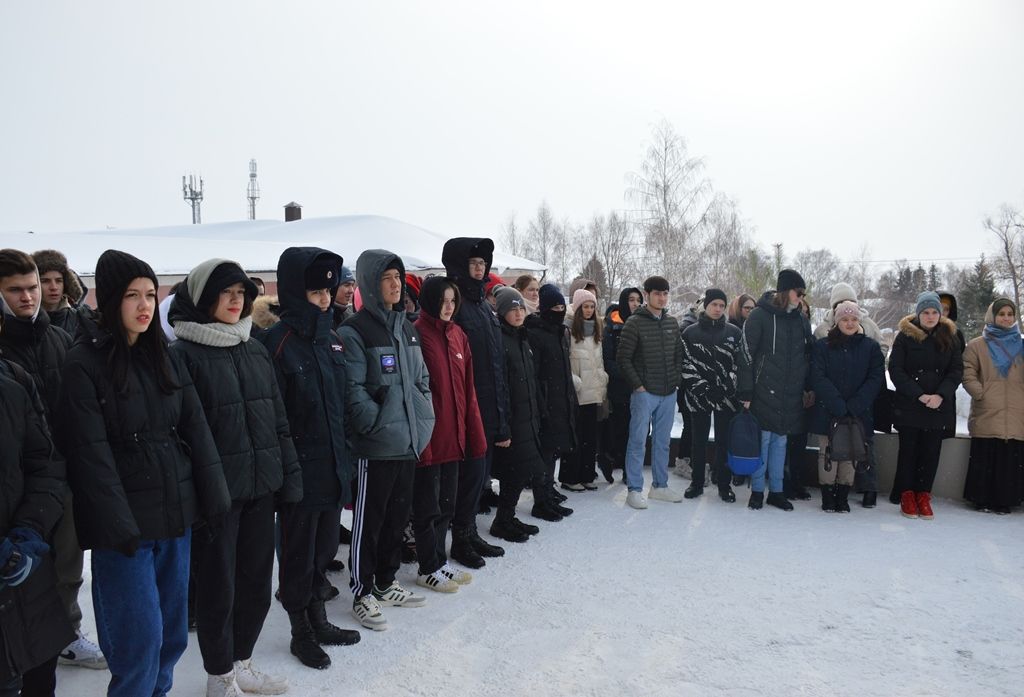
[569,334,609,406]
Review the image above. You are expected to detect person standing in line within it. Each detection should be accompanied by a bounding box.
[680,289,742,503]
[260,247,360,670]
[617,276,685,509]
[524,284,577,519]
[341,250,435,632]
[512,274,541,315]
[332,266,357,327]
[808,301,885,513]
[32,249,95,340]
[603,287,643,484]
[169,259,306,692]
[412,277,487,592]
[961,298,1023,514]
[560,288,608,492]
[489,287,545,542]
[727,294,756,330]
[0,249,106,675]
[888,291,963,519]
[58,250,231,697]
[441,238,508,567]
[737,269,814,512]
[782,297,814,501]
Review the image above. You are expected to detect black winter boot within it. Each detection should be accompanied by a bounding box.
[861,491,877,508]
[307,601,361,646]
[531,503,563,522]
[684,484,704,499]
[450,527,486,569]
[835,485,852,513]
[766,492,794,511]
[820,485,836,512]
[718,487,736,503]
[468,528,505,558]
[511,517,539,536]
[748,491,764,510]
[288,610,331,670]
[489,513,529,543]
[552,502,573,517]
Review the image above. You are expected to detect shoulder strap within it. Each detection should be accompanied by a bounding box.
[273,328,294,360]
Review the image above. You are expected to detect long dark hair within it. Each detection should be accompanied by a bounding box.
[99,284,178,395]
[570,300,603,343]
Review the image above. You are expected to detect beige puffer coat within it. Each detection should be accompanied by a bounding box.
[962,334,1024,441]
[569,334,608,406]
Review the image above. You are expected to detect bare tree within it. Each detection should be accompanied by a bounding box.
[847,243,874,299]
[586,211,641,307]
[701,193,747,293]
[525,200,557,267]
[500,212,525,258]
[793,248,842,306]
[987,204,1024,324]
[626,120,712,299]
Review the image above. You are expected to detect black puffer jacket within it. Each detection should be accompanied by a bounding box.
[525,313,577,453]
[681,312,743,414]
[809,332,885,436]
[493,319,544,478]
[888,315,963,431]
[442,238,509,441]
[616,305,684,397]
[0,310,72,421]
[48,303,97,342]
[57,315,231,551]
[168,264,302,505]
[737,292,813,435]
[603,287,642,404]
[260,248,353,510]
[0,373,74,683]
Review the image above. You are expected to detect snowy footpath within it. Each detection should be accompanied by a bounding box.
[58,481,1024,697]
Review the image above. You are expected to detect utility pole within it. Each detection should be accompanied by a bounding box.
[246,159,260,220]
[182,174,204,224]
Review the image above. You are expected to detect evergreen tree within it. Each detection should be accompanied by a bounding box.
[957,255,997,340]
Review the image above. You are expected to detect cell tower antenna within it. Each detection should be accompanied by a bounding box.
[182,174,204,224]
[247,159,261,220]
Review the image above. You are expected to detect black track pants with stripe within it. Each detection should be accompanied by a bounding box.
[348,459,416,599]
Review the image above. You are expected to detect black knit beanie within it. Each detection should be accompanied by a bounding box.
[95,250,159,312]
[539,283,565,313]
[776,269,806,293]
[704,288,727,306]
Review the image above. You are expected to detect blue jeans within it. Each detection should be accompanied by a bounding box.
[625,390,677,492]
[92,532,191,697]
[753,431,787,493]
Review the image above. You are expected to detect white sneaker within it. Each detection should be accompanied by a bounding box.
[233,659,288,695]
[59,631,107,669]
[626,491,648,509]
[648,486,684,503]
[372,581,427,607]
[440,562,473,585]
[206,672,243,697]
[352,594,388,631]
[416,569,459,594]
[674,457,693,479]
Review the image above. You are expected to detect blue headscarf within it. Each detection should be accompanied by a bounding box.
[983,299,1023,377]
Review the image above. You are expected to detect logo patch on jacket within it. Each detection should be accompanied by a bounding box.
[456,352,464,360]
[381,354,397,374]
[331,344,344,353]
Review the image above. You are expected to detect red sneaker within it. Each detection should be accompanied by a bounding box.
[900,490,918,518]
[915,491,934,520]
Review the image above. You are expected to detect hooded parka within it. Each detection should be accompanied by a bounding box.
[525,313,578,452]
[442,238,509,441]
[737,291,813,435]
[339,250,435,460]
[603,287,642,404]
[494,319,545,476]
[888,315,963,431]
[169,259,302,504]
[808,331,885,436]
[57,314,231,551]
[259,247,352,509]
[0,308,72,420]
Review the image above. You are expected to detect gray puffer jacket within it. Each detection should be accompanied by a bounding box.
[339,250,435,460]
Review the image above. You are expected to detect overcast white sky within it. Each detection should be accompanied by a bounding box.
[2,1,1022,269]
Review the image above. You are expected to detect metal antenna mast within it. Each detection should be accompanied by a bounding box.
[182,174,204,224]
[246,159,260,220]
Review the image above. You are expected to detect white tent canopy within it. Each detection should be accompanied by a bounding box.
[0,215,546,279]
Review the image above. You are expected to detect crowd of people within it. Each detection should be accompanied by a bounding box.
[1,237,1021,697]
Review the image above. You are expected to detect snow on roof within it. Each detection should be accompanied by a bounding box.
[0,215,546,277]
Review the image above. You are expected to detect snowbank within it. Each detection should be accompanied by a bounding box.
[56,483,1024,696]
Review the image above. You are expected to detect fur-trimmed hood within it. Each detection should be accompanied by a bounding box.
[897,314,958,343]
[31,249,85,304]
[252,295,280,330]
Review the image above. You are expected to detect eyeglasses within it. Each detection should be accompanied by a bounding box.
[796,291,807,298]
[468,260,487,269]
[742,305,755,311]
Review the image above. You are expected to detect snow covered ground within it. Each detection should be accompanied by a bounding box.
[57,481,1023,697]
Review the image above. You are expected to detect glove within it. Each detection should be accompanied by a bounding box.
[0,528,50,588]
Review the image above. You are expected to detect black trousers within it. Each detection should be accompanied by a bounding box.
[536,448,565,505]
[349,459,415,599]
[608,400,631,469]
[560,404,599,485]
[495,456,532,522]
[894,427,944,494]
[195,495,275,676]
[453,454,487,531]
[16,655,59,697]
[679,409,693,461]
[689,409,734,490]
[278,506,341,614]
[412,461,459,575]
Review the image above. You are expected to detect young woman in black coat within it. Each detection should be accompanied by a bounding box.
[169,259,303,693]
[888,291,964,519]
[58,250,231,697]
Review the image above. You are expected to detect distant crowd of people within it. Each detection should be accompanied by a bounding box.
[0,237,1020,697]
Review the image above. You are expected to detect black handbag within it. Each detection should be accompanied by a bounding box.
[828,416,869,467]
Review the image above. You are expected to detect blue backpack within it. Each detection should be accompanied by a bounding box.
[727,409,762,475]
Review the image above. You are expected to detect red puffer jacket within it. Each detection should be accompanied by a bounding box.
[414,312,488,466]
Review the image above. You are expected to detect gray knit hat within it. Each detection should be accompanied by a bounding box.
[915,291,942,318]
[494,285,526,317]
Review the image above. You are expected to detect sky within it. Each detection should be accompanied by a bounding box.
[2,1,1023,271]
